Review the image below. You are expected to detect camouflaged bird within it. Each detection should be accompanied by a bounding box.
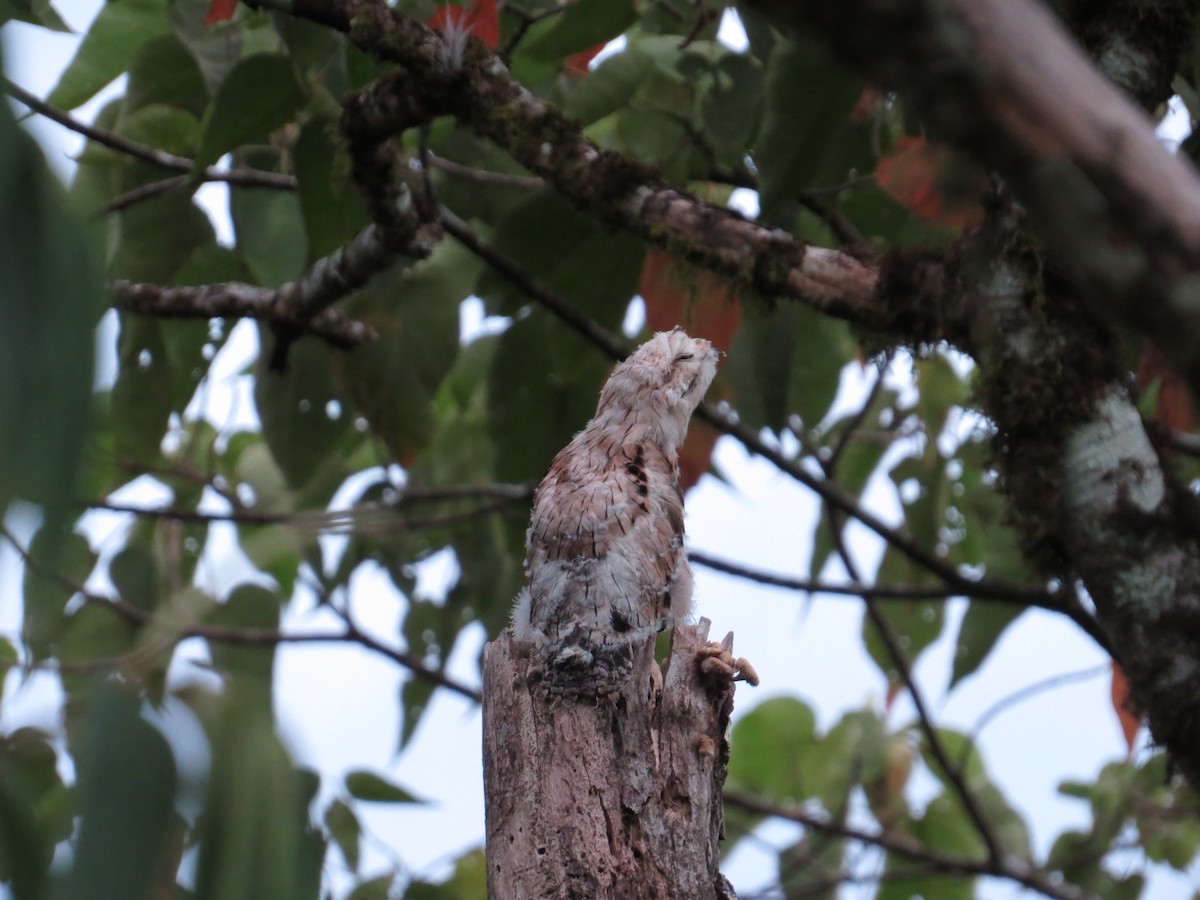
[512,328,720,697]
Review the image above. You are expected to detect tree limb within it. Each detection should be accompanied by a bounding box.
[743,0,1200,399]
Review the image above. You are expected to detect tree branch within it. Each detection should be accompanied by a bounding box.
[247,0,892,332]
[743,0,1200,399]
[110,276,378,349]
[4,77,296,192]
[723,790,1094,900]
[2,524,480,702]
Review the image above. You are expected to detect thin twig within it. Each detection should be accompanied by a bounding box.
[723,790,1093,900]
[817,444,1007,870]
[428,155,544,191]
[1,524,481,702]
[85,487,532,535]
[5,78,296,190]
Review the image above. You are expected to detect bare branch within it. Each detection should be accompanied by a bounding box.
[723,790,1095,900]
[85,484,533,535]
[110,277,378,349]
[1,524,481,702]
[4,77,296,191]
[247,0,891,332]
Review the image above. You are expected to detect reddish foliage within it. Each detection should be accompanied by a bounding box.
[850,86,883,123]
[678,422,719,493]
[639,249,741,353]
[1110,662,1142,758]
[1136,343,1196,433]
[875,136,988,231]
[205,0,237,24]
[564,45,605,78]
[428,0,500,49]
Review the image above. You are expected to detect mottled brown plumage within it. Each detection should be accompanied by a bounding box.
[512,328,720,696]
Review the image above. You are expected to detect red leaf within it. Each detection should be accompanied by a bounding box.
[1110,662,1142,758]
[639,249,741,352]
[564,44,605,78]
[205,0,237,24]
[1136,344,1196,433]
[428,0,499,49]
[875,136,987,231]
[678,421,719,492]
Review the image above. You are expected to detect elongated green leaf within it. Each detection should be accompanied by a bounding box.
[293,117,370,260]
[61,684,178,900]
[345,770,422,804]
[335,244,469,464]
[724,301,855,433]
[255,332,353,490]
[521,0,636,62]
[0,85,99,520]
[110,315,173,466]
[193,54,306,172]
[756,38,863,222]
[0,0,70,30]
[324,799,361,873]
[48,0,169,110]
[193,702,324,900]
[126,33,209,116]
[0,728,70,900]
[22,529,95,660]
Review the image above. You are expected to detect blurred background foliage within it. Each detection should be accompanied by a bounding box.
[0,0,1197,897]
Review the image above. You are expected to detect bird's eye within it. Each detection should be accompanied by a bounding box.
[675,353,694,361]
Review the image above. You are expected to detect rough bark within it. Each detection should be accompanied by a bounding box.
[482,620,737,900]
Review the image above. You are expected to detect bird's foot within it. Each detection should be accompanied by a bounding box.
[697,631,760,687]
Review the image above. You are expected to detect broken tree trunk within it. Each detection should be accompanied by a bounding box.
[482,618,739,899]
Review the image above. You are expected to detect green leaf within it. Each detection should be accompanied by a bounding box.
[0,91,99,519]
[48,0,170,110]
[335,244,470,463]
[293,117,370,260]
[126,33,209,116]
[0,638,17,669]
[950,600,1025,688]
[727,697,818,803]
[755,38,863,222]
[561,47,653,124]
[477,190,643,327]
[230,151,308,287]
[59,603,138,669]
[344,770,422,804]
[812,709,886,814]
[0,0,70,30]
[698,51,763,169]
[725,301,855,433]
[324,799,361,873]
[110,315,173,466]
[0,728,70,899]
[207,584,281,697]
[193,54,306,172]
[60,683,178,900]
[348,875,395,900]
[193,701,324,900]
[486,315,612,482]
[21,528,95,660]
[255,334,353,490]
[521,0,637,62]
[404,848,486,900]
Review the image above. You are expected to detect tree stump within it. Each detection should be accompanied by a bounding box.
[482,618,739,899]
